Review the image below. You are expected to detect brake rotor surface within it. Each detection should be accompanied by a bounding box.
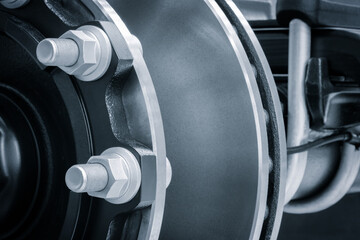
[111,0,275,239]
[212,0,287,238]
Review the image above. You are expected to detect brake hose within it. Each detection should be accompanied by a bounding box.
[287,132,360,155]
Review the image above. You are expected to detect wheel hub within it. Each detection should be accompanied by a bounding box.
[0,93,39,237]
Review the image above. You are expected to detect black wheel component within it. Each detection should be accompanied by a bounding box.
[0,26,82,240]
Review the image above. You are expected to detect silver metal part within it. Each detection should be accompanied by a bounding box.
[89,147,141,204]
[234,0,276,20]
[65,163,108,193]
[285,19,311,204]
[0,0,29,9]
[36,25,112,81]
[65,147,142,204]
[218,1,287,239]
[81,0,167,238]
[36,38,79,67]
[285,143,360,213]
[165,158,172,188]
[206,1,270,239]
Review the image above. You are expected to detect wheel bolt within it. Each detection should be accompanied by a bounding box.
[65,163,108,193]
[37,38,79,67]
[36,25,112,81]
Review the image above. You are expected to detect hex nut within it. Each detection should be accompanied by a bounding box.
[88,156,129,199]
[87,147,141,204]
[59,30,100,76]
[59,25,112,81]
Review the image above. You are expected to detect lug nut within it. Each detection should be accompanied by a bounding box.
[36,25,112,81]
[65,147,141,204]
[66,148,173,204]
[0,0,29,9]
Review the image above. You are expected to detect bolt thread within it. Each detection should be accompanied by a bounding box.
[65,163,108,193]
[36,38,79,67]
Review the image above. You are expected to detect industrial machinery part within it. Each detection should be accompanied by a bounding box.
[37,25,113,81]
[277,0,360,28]
[66,147,172,204]
[284,18,310,204]
[233,0,276,20]
[66,147,142,204]
[1,0,360,239]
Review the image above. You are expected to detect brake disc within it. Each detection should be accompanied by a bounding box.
[0,0,286,239]
[113,0,286,239]
[210,1,287,238]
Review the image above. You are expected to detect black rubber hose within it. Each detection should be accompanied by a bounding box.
[287,132,352,155]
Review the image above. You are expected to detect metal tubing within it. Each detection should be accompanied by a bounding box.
[285,143,360,213]
[285,19,311,204]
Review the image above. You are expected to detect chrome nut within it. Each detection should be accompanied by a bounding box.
[59,29,100,77]
[88,156,128,199]
[59,25,112,81]
[87,147,141,204]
